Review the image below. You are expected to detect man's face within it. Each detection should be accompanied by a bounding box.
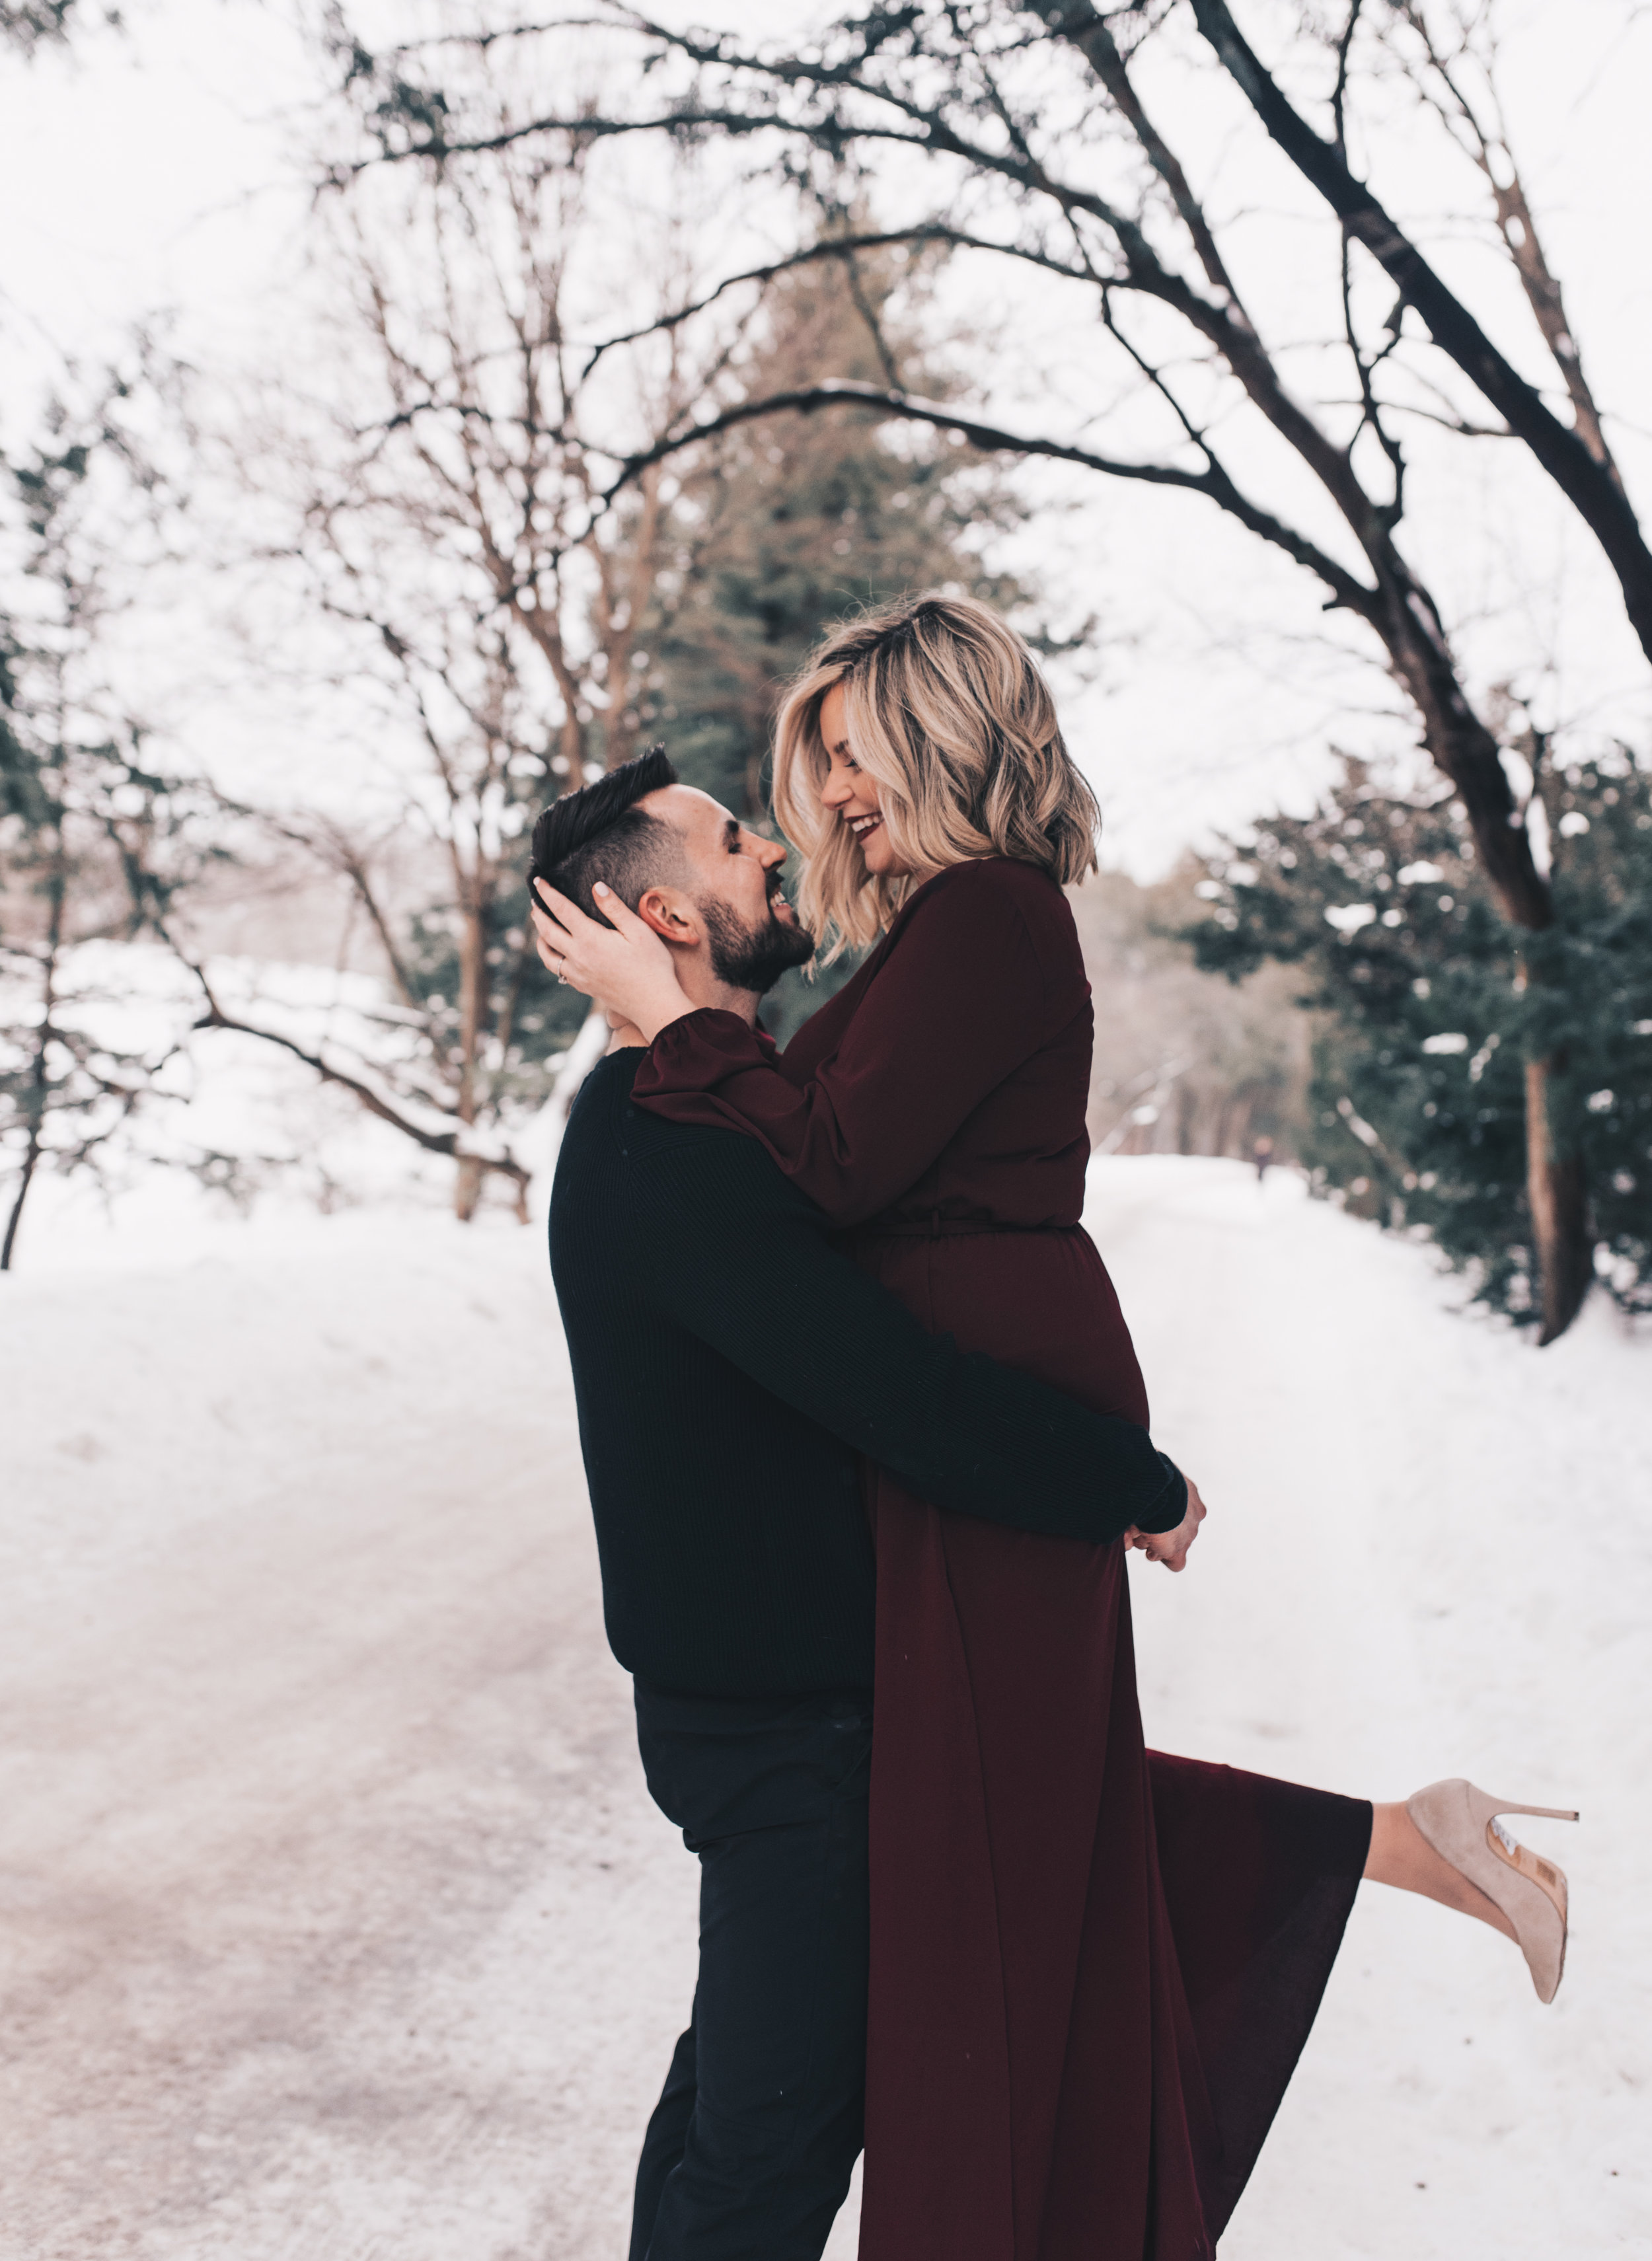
[638,784,815,992]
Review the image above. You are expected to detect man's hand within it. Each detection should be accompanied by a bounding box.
[1123,1474,1207,1573]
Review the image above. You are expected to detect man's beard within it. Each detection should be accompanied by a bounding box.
[698,883,815,994]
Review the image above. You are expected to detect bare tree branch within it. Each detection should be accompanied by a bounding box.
[1185,0,1652,661]
[260,813,426,1010]
[189,981,528,1193]
[1382,0,1620,482]
[593,376,1382,615]
[1035,7,1250,316]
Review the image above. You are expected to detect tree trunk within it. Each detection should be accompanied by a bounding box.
[1409,695,1555,931]
[3,846,63,1275]
[453,891,488,1224]
[453,1152,484,1223]
[1,1107,44,1272]
[1188,0,1652,669]
[1209,1093,1231,1160]
[1523,1057,1593,1345]
[2,975,50,1271]
[1383,593,1598,1341]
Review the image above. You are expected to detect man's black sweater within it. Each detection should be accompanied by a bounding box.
[550,1048,1184,1698]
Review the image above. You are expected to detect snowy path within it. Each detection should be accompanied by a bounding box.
[1,1162,1647,2258]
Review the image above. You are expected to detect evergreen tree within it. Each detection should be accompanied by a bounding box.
[636,248,1030,1039]
[1,376,211,1267]
[1,4,97,56]
[1189,759,1652,1325]
[1068,866,1310,1162]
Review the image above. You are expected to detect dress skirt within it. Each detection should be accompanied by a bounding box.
[849,1223,1371,2261]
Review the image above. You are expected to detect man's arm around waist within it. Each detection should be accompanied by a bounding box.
[632,1134,1185,1545]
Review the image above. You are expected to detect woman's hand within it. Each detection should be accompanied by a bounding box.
[529,880,693,1042]
[1124,1474,1207,1574]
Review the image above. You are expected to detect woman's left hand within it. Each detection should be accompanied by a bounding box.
[529,880,694,1041]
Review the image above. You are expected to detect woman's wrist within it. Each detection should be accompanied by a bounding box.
[634,982,699,1045]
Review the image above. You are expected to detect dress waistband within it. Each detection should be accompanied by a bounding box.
[849,1217,1081,1242]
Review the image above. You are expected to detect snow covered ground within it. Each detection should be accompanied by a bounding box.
[1,1154,1648,2259]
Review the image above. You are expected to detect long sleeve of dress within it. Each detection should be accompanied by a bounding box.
[632,860,1080,1226]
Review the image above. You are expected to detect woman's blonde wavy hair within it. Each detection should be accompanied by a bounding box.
[772,593,1102,961]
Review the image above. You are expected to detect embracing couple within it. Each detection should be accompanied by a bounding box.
[531,596,1575,2261]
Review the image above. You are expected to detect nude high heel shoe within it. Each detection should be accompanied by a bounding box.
[1406,1779,1579,2004]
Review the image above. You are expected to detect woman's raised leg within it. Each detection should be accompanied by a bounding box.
[1363,1802,1515,1939]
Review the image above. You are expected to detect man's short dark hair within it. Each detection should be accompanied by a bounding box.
[530,746,682,920]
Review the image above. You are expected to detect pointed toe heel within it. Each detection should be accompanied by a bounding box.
[1406,1778,1579,2004]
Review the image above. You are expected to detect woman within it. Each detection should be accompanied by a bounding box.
[533,596,1574,2259]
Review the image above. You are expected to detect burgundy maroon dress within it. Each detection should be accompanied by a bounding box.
[633,857,1370,2260]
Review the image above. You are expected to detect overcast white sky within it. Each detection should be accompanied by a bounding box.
[3,0,1649,875]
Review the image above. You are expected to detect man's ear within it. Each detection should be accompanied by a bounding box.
[634,885,701,947]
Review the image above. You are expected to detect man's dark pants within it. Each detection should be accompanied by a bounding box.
[628,1683,873,2261]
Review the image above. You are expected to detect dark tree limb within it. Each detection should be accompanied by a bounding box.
[840,244,903,390]
[572,227,1103,379]
[1185,0,1652,663]
[1382,0,1620,484]
[1029,6,1251,316]
[591,376,1382,616]
[190,988,528,1196]
[259,813,424,1012]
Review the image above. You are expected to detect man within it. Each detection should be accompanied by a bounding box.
[531,749,1195,2261]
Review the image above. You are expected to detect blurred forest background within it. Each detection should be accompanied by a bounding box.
[2,0,1649,1341]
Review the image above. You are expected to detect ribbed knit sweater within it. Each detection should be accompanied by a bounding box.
[549,1049,1185,1699]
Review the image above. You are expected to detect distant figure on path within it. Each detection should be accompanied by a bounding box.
[1254,1133,1275,1181]
[534,597,1577,2261]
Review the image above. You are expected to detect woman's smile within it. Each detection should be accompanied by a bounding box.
[818,681,909,875]
[845,800,899,873]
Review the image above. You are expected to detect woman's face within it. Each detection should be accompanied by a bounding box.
[816,681,913,879]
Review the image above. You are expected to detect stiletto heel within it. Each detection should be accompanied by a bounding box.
[1406,1779,1579,2004]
